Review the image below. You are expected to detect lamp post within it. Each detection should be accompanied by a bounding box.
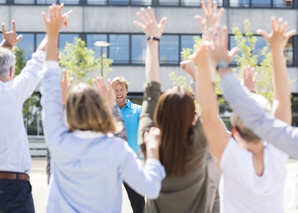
[94,41,110,77]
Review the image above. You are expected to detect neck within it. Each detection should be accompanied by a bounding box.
[0,76,12,82]
[118,100,127,109]
[246,140,264,155]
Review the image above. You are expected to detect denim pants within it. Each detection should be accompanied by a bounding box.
[0,179,35,213]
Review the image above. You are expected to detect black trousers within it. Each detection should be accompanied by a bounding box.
[0,179,35,213]
[124,182,145,213]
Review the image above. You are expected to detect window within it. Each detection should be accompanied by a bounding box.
[87,0,107,4]
[86,34,108,58]
[36,33,46,50]
[285,37,293,65]
[229,0,292,7]
[251,0,271,7]
[17,33,34,60]
[131,0,151,5]
[36,0,56,4]
[229,0,249,7]
[160,35,179,64]
[59,34,80,50]
[131,34,146,64]
[109,34,129,64]
[14,0,34,4]
[0,0,5,3]
[274,0,292,7]
[109,0,129,5]
[59,0,79,4]
[180,35,199,60]
[159,0,179,6]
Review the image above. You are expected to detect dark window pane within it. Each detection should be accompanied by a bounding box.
[131,35,146,64]
[36,33,46,50]
[0,0,5,3]
[109,0,129,5]
[59,34,79,50]
[229,0,249,7]
[14,0,34,4]
[181,35,197,60]
[273,0,292,7]
[285,37,293,65]
[183,0,222,6]
[253,36,267,62]
[17,33,34,60]
[159,0,179,6]
[37,0,56,4]
[131,0,151,5]
[109,34,129,64]
[59,0,79,4]
[87,0,107,4]
[251,0,271,7]
[86,34,108,58]
[160,35,179,64]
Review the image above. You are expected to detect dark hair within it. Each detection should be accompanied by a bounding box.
[154,86,195,177]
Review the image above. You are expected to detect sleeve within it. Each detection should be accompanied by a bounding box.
[12,51,46,103]
[111,106,128,142]
[119,141,166,199]
[137,82,161,157]
[41,61,69,150]
[220,73,298,159]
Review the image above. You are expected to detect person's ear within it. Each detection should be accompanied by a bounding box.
[9,67,14,78]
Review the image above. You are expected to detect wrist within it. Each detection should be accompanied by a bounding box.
[147,35,160,43]
[0,39,13,50]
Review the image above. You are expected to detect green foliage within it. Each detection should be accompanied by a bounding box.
[58,37,113,84]
[12,46,26,76]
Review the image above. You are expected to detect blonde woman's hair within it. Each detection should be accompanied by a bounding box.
[230,93,271,143]
[111,77,129,90]
[66,83,117,134]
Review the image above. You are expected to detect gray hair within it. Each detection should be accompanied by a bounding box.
[0,47,16,78]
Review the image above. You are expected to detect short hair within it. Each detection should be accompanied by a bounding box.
[66,83,118,134]
[0,47,16,78]
[111,77,129,90]
[230,93,271,143]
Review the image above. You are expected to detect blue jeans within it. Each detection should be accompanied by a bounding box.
[0,179,35,213]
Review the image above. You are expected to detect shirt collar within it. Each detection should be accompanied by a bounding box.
[117,99,132,110]
[73,130,107,139]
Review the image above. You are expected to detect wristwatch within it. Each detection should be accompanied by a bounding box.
[0,39,13,49]
[216,61,229,71]
[147,36,160,43]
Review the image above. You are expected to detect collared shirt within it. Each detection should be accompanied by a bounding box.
[117,99,142,154]
[220,73,298,159]
[41,61,165,213]
[0,50,45,174]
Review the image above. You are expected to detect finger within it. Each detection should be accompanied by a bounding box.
[1,23,6,34]
[282,21,288,34]
[62,69,67,82]
[42,11,47,24]
[253,72,258,82]
[194,15,204,28]
[107,79,113,90]
[277,17,283,32]
[141,7,150,22]
[16,35,23,42]
[68,78,73,87]
[201,1,209,16]
[207,0,212,15]
[212,1,218,15]
[59,2,64,10]
[49,6,54,20]
[286,29,296,39]
[271,16,276,32]
[133,21,146,31]
[136,12,148,25]
[243,66,247,79]
[159,17,167,30]
[12,20,16,33]
[228,47,240,61]
[221,26,228,48]
[147,6,157,23]
[55,4,61,18]
[256,29,269,41]
[216,7,224,20]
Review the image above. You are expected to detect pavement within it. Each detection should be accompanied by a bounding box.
[31,157,298,213]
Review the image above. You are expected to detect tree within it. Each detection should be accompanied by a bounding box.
[58,37,113,85]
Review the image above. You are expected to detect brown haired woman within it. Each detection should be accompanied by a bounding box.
[134,7,210,213]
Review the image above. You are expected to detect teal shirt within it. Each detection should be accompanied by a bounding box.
[117,99,142,154]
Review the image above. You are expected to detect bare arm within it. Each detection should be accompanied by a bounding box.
[1,20,23,50]
[257,17,296,124]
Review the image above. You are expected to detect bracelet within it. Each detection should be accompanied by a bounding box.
[147,36,160,43]
[0,39,13,49]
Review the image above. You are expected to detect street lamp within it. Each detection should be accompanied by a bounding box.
[94,41,110,77]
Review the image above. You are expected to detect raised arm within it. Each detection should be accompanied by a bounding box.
[242,66,257,93]
[134,7,166,156]
[257,17,295,124]
[1,20,23,50]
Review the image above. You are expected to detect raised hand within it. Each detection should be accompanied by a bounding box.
[180,60,197,81]
[61,69,73,105]
[257,16,296,51]
[195,0,224,32]
[144,127,160,159]
[242,66,257,93]
[1,20,23,49]
[93,77,116,107]
[133,6,167,38]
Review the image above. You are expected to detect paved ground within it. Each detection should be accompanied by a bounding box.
[31,157,298,213]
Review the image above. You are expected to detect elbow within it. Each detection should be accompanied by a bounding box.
[146,182,161,199]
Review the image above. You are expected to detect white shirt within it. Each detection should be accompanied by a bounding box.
[219,138,288,213]
[0,50,45,174]
[42,61,166,212]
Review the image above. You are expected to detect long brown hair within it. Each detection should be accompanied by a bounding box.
[154,86,195,177]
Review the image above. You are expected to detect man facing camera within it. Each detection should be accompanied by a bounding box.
[111,77,144,213]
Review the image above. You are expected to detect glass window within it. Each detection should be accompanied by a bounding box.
[285,37,293,65]
[131,35,146,64]
[159,0,179,6]
[160,35,179,64]
[87,0,107,4]
[273,0,292,7]
[229,0,249,7]
[14,0,34,4]
[86,34,108,58]
[181,35,198,60]
[109,34,129,64]
[59,34,79,50]
[0,0,6,3]
[17,33,34,60]
[59,0,80,4]
[109,0,129,5]
[131,0,151,5]
[36,33,46,50]
[253,36,267,62]
[251,0,271,7]
[36,0,56,4]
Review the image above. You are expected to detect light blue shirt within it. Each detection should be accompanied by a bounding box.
[221,73,298,159]
[41,61,165,213]
[117,100,142,154]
